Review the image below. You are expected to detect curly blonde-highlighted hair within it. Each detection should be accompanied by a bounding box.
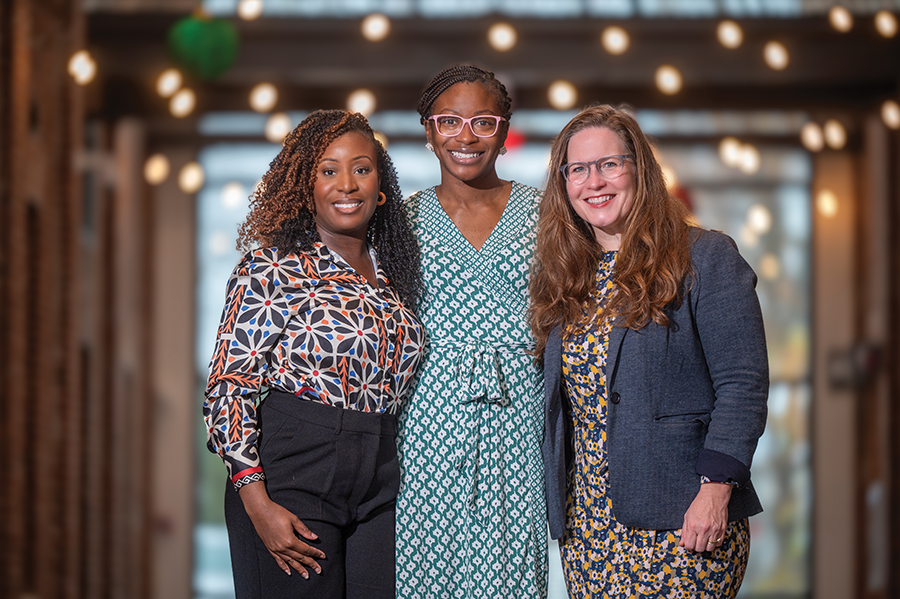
[530,104,693,356]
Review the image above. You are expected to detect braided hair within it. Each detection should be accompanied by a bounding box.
[417,64,513,123]
[237,109,424,309]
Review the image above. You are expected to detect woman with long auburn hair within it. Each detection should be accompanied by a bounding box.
[531,104,768,598]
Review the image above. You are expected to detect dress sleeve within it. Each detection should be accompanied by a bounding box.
[691,232,769,488]
[203,249,293,491]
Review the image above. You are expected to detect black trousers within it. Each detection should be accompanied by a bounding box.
[225,391,399,599]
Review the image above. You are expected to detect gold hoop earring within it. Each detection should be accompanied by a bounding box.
[377,191,387,206]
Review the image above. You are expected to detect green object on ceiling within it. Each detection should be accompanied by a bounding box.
[167,14,239,81]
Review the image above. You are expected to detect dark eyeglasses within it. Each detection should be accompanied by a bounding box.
[427,114,507,138]
[559,154,633,185]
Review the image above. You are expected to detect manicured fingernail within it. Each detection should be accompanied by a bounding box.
[301,571,309,579]
[284,569,291,576]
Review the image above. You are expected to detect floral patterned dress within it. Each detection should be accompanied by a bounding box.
[560,251,750,599]
[396,182,547,599]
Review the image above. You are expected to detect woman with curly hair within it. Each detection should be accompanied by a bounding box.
[203,109,426,598]
[532,104,768,598]
[395,64,547,598]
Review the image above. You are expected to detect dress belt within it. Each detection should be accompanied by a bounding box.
[430,339,535,522]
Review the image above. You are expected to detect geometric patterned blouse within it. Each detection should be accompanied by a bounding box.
[204,243,425,491]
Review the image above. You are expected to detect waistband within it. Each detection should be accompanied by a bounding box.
[263,389,398,437]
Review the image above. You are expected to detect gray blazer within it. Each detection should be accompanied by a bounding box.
[542,228,768,539]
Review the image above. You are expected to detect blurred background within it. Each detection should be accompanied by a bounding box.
[1,0,899,597]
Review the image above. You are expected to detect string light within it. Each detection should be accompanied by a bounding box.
[882,100,900,129]
[717,20,743,49]
[68,50,97,85]
[655,65,682,95]
[347,89,376,115]
[719,137,743,168]
[488,23,517,51]
[764,42,789,70]
[739,144,760,175]
[237,0,264,21]
[601,26,629,55]
[221,182,246,209]
[800,122,824,152]
[548,80,577,110]
[875,11,898,38]
[829,6,853,33]
[265,113,293,143]
[816,189,839,217]
[144,154,170,185]
[824,119,846,149]
[250,83,278,112]
[157,69,182,98]
[178,162,205,194]
[747,204,773,235]
[362,13,390,41]
[170,88,196,117]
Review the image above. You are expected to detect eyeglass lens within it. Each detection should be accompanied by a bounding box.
[563,156,627,184]
[433,115,501,137]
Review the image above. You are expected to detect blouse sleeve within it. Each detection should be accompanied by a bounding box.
[692,232,769,487]
[203,249,294,491]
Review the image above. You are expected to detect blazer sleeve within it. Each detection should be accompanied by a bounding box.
[691,231,769,487]
[542,325,569,540]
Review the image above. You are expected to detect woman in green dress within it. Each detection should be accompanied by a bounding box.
[395,65,547,598]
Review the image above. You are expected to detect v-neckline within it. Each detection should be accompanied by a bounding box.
[432,182,515,254]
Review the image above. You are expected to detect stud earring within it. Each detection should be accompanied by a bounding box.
[425,142,434,152]
[377,192,387,206]
[499,146,508,155]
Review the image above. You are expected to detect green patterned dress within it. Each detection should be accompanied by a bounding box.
[561,251,750,598]
[396,182,547,599]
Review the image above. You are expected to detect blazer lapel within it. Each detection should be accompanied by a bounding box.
[606,318,628,389]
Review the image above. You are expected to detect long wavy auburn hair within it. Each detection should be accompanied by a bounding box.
[530,104,693,357]
[237,109,423,309]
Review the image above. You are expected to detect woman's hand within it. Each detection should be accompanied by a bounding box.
[679,482,732,553]
[238,481,326,577]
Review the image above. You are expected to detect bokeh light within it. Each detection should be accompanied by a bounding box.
[347,89,376,116]
[816,189,839,217]
[800,122,824,152]
[548,80,577,110]
[178,162,205,194]
[362,13,390,41]
[601,26,629,55]
[265,112,293,143]
[144,154,170,185]
[828,6,853,32]
[717,20,743,49]
[488,22,517,51]
[764,41,789,70]
[655,65,682,95]
[875,11,898,38]
[68,50,97,85]
[249,83,278,113]
[882,100,900,129]
[824,119,846,149]
[237,0,264,21]
[156,68,182,98]
[170,88,196,117]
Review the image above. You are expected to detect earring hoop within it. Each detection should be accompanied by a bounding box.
[377,191,387,206]
[499,146,508,155]
[425,142,434,152]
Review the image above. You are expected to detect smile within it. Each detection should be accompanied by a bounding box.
[334,201,363,209]
[585,194,614,206]
[450,150,483,160]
